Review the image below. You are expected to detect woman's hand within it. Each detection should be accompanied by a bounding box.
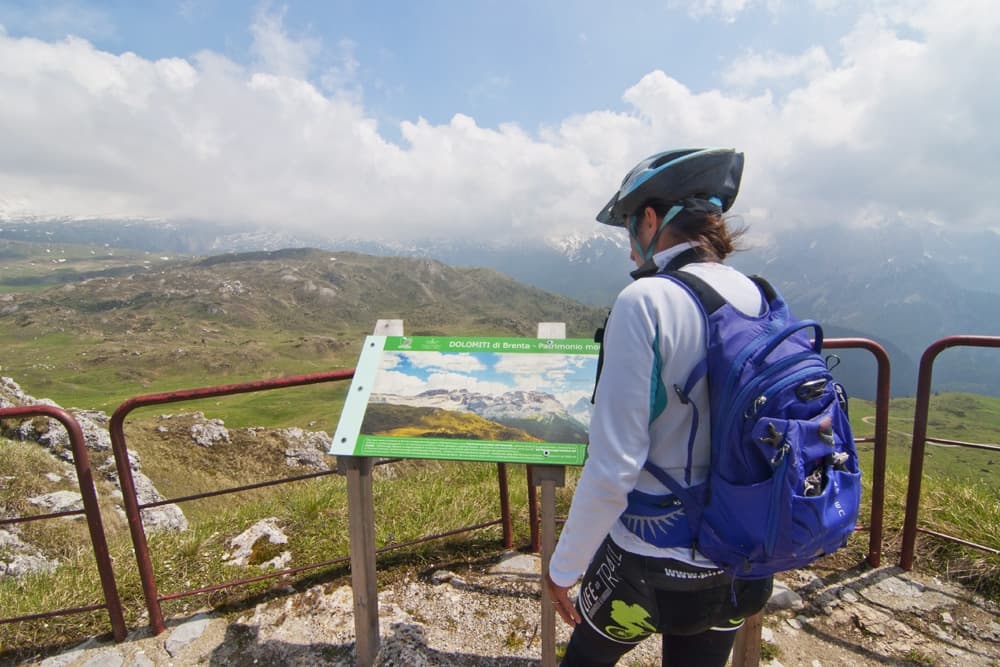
[545,573,581,627]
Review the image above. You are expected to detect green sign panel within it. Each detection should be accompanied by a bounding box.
[331,335,598,465]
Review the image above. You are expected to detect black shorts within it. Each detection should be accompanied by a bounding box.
[575,536,772,643]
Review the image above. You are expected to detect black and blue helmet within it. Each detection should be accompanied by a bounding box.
[596,148,744,227]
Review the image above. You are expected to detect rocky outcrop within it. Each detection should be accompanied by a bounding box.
[279,426,333,470]
[222,518,290,570]
[0,376,189,577]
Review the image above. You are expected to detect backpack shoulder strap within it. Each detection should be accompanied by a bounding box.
[749,274,777,303]
[661,269,727,314]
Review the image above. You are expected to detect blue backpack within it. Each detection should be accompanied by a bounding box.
[619,268,862,579]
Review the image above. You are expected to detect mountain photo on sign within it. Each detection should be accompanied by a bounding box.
[330,336,598,465]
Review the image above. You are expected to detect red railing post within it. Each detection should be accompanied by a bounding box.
[900,336,1000,570]
[0,405,127,642]
[108,367,516,634]
[109,369,355,635]
[823,338,891,567]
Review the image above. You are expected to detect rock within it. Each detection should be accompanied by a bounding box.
[768,580,804,611]
[79,648,124,666]
[28,490,83,514]
[279,427,333,471]
[98,455,188,533]
[284,446,329,470]
[0,528,59,577]
[129,650,155,667]
[852,605,893,636]
[37,637,105,666]
[862,570,957,612]
[38,649,85,667]
[222,518,289,569]
[429,569,455,584]
[164,615,211,657]
[190,419,229,447]
[838,586,860,603]
[487,551,541,579]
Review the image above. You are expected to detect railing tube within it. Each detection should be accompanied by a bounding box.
[109,369,356,635]
[822,338,890,567]
[900,335,1000,570]
[0,405,127,641]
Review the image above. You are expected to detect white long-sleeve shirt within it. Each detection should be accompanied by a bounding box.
[548,242,764,587]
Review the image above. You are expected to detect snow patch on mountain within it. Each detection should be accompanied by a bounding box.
[371,387,587,426]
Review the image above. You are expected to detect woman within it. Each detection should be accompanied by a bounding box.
[546,148,773,666]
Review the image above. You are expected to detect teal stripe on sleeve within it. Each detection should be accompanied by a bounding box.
[649,326,668,423]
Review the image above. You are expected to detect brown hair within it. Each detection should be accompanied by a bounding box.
[643,199,746,262]
[671,212,746,262]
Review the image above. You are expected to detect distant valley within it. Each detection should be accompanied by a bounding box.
[0,242,605,415]
[2,218,1000,398]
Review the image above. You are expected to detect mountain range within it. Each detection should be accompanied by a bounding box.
[370,388,589,444]
[2,217,998,398]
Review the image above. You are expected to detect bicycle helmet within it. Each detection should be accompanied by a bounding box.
[596,148,744,227]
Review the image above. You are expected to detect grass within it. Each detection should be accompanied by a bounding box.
[2,392,999,660]
[0,443,536,658]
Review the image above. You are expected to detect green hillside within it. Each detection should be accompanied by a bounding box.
[362,403,542,442]
[0,241,606,426]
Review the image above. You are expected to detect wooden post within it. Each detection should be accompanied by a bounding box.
[340,318,403,665]
[342,455,379,665]
[731,611,763,667]
[528,323,568,554]
[534,464,566,667]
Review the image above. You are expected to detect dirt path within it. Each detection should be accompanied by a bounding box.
[14,554,1000,667]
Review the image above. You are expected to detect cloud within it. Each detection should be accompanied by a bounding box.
[390,351,486,373]
[373,369,510,397]
[0,0,996,242]
[722,46,832,89]
[319,38,360,96]
[248,4,319,79]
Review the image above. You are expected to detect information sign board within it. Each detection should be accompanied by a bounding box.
[331,335,599,465]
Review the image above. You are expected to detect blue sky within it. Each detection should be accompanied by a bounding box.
[0,1,858,134]
[0,1,996,244]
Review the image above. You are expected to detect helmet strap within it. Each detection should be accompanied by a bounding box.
[630,204,684,262]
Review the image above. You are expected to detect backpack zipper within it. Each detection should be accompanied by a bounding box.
[716,355,824,456]
[766,446,792,557]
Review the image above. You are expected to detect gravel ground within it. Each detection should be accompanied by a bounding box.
[15,553,1000,667]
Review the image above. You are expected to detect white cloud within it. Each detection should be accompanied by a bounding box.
[0,0,996,242]
[390,351,486,373]
[319,39,360,95]
[373,369,509,397]
[722,47,832,89]
[249,4,319,79]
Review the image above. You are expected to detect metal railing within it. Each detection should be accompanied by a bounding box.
[823,337,891,567]
[900,336,1000,569]
[0,405,126,641]
[107,368,515,635]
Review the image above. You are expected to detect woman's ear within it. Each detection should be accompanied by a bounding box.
[641,205,659,232]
